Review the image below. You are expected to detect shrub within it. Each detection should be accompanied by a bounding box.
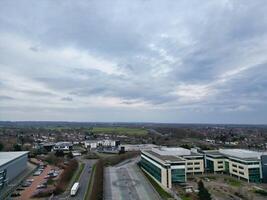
[87,160,104,200]
[54,159,78,194]
[255,189,267,196]
[198,180,212,200]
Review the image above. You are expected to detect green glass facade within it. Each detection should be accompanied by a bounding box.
[171,168,186,183]
[249,168,261,183]
[141,157,162,182]
[206,159,214,172]
[225,161,229,173]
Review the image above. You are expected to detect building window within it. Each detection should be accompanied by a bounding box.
[239,171,244,175]
[249,168,261,183]
[171,168,186,183]
[188,167,193,170]
[194,167,200,170]
[233,169,237,173]
[206,159,214,172]
[140,158,162,182]
[218,161,223,164]
[232,164,237,168]
[187,163,193,165]
[238,166,244,169]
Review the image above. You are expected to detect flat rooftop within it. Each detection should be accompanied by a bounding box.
[152,147,191,156]
[205,149,265,161]
[219,149,263,160]
[144,150,185,163]
[0,151,28,167]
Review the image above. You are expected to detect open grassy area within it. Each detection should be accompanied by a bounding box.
[254,189,267,196]
[85,163,96,200]
[141,168,173,200]
[224,177,242,187]
[74,163,85,182]
[91,127,148,136]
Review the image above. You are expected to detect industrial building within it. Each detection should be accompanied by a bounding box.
[140,147,204,189]
[0,151,28,190]
[203,149,267,183]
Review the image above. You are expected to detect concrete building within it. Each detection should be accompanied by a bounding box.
[140,147,204,189]
[204,149,267,183]
[121,144,158,152]
[84,140,120,149]
[53,142,73,151]
[0,151,28,190]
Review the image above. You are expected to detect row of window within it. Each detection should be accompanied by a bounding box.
[171,169,186,183]
[229,158,259,165]
[187,162,201,165]
[232,169,244,175]
[187,167,200,170]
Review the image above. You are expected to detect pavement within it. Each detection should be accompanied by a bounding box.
[104,157,162,200]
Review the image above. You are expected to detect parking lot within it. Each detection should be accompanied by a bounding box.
[11,163,61,200]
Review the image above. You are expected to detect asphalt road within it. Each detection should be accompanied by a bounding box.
[53,158,96,200]
[72,159,96,200]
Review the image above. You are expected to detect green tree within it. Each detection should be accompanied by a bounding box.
[198,180,212,200]
[13,143,22,151]
[0,142,4,151]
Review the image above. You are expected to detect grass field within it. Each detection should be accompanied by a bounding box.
[224,177,242,187]
[141,167,173,200]
[91,127,148,136]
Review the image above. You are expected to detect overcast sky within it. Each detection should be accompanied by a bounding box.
[0,0,267,124]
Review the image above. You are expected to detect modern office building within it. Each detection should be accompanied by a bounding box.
[203,149,267,183]
[0,151,28,190]
[140,147,204,189]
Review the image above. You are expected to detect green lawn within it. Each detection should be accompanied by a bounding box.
[141,168,173,200]
[85,163,96,200]
[91,127,148,136]
[224,177,242,187]
[74,163,85,182]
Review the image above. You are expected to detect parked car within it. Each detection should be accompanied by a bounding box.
[37,184,47,189]
[33,171,42,176]
[11,192,20,197]
[21,181,31,187]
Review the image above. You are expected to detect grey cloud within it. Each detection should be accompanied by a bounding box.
[0,95,14,100]
[61,97,73,102]
[0,0,267,123]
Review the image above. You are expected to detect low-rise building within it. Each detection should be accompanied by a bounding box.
[53,142,73,151]
[121,144,158,151]
[0,151,28,190]
[204,149,267,183]
[84,140,120,149]
[140,147,204,189]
